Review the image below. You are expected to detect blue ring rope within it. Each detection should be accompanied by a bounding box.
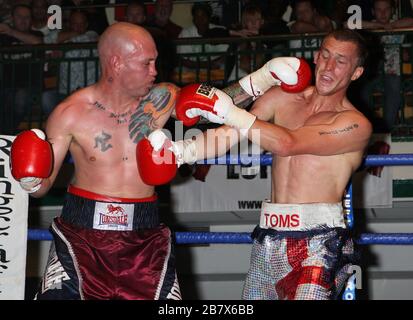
[198,153,413,166]
[68,153,413,166]
[45,153,413,301]
[27,229,413,245]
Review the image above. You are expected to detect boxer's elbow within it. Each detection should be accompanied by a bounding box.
[270,134,296,157]
[29,178,52,199]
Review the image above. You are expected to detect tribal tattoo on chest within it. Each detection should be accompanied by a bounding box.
[128,84,177,143]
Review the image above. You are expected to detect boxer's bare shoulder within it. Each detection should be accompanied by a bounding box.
[45,88,95,136]
[52,87,94,114]
[128,82,180,143]
[46,83,180,141]
[250,85,313,122]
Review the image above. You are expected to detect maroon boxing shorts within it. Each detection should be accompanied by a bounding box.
[35,185,181,300]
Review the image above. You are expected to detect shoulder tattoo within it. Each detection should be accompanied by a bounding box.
[129,83,178,143]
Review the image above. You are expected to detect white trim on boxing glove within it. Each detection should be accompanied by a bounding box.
[213,90,257,131]
[147,130,198,168]
[225,107,257,132]
[19,177,42,193]
[239,57,300,98]
[172,139,198,167]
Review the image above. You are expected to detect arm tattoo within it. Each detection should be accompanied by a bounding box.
[319,124,359,136]
[222,83,254,109]
[94,131,113,152]
[129,84,177,143]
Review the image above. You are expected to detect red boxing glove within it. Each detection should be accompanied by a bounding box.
[137,130,199,185]
[11,129,53,180]
[137,133,178,186]
[177,58,312,127]
[278,58,312,93]
[175,84,215,127]
[175,84,257,130]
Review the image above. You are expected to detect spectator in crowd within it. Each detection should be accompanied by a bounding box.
[121,0,177,82]
[329,0,352,29]
[221,0,269,29]
[261,0,290,35]
[228,4,266,82]
[0,4,43,134]
[288,0,333,59]
[124,0,147,26]
[0,5,43,45]
[62,0,110,35]
[32,0,49,33]
[58,10,99,95]
[259,0,290,53]
[175,3,229,83]
[32,0,62,116]
[362,0,413,29]
[289,0,333,33]
[360,0,413,131]
[146,0,182,39]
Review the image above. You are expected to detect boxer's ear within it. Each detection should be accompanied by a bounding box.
[110,55,121,75]
[351,66,364,81]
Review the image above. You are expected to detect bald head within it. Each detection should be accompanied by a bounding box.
[98,22,156,73]
[96,22,158,97]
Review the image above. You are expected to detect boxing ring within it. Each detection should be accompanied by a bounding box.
[27,153,413,300]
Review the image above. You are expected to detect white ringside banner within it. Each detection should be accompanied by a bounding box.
[171,136,393,213]
[171,162,272,213]
[352,134,393,208]
[0,135,29,300]
[171,142,271,213]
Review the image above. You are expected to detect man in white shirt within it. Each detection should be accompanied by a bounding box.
[176,2,228,83]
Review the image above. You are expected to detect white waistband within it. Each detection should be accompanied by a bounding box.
[260,201,346,231]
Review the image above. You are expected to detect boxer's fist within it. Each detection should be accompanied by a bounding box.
[137,130,199,185]
[239,57,312,98]
[176,84,256,130]
[176,84,224,127]
[10,129,53,193]
[137,131,178,186]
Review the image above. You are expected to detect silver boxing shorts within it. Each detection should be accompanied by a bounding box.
[242,201,354,300]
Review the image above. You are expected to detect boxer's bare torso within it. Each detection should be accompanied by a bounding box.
[247,36,372,205]
[44,82,179,198]
[263,87,368,204]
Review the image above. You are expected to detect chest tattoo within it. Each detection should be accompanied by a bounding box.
[93,101,132,125]
[94,131,113,152]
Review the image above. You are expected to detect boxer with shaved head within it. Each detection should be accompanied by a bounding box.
[10,21,309,299]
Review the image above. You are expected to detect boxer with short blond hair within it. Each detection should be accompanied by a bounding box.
[143,29,372,300]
